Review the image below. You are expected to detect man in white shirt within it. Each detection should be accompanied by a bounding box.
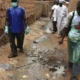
[54,0,68,37]
[50,1,59,34]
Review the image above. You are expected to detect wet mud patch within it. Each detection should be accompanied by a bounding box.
[28,45,67,67]
[25,43,68,80]
[38,48,67,66]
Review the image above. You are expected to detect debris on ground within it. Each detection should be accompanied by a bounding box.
[0,18,70,80]
[33,35,48,43]
[0,63,9,70]
[45,73,50,78]
[22,75,28,79]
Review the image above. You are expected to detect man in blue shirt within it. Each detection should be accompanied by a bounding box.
[5,0,27,58]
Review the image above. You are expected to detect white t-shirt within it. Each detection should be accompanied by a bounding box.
[51,5,58,10]
[54,5,68,21]
[51,5,58,21]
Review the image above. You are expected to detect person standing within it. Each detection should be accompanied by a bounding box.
[59,1,80,80]
[54,0,68,37]
[4,0,28,58]
[50,1,59,34]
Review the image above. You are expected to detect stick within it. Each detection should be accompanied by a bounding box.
[0,33,6,40]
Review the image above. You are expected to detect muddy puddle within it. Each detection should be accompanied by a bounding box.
[4,35,69,80]
[12,34,68,80]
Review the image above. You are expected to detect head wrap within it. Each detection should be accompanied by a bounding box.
[59,0,65,3]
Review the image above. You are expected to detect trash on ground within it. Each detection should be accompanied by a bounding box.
[33,35,48,43]
[22,75,28,79]
[45,73,50,78]
[45,28,52,34]
[0,67,5,72]
[0,63,9,70]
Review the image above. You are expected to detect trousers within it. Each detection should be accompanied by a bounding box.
[52,21,57,32]
[8,30,24,54]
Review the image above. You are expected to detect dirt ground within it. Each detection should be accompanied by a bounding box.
[0,17,79,80]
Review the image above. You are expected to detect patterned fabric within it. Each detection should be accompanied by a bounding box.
[68,11,80,63]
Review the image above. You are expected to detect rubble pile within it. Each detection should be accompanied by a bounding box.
[28,47,66,66]
[38,48,66,66]
[25,45,67,80]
